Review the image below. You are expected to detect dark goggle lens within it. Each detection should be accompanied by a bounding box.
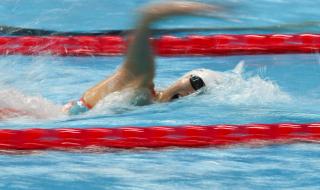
[170,93,181,101]
[190,75,205,91]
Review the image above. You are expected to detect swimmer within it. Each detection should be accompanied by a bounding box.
[62,1,223,115]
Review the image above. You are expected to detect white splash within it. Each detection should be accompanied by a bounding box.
[201,61,291,105]
[91,89,151,115]
[0,88,63,119]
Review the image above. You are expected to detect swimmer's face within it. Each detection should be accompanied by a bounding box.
[157,75,205,102]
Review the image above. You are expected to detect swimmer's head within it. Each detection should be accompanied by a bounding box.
[156,69,221,102]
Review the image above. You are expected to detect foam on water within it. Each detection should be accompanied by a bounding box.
[203,62,291,106]
[0,88,63,119]
[90,90,142,115]
[179,61,290,106]
[0,57,64,120]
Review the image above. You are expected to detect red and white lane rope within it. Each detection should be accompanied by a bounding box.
[0,34,320,56]
[0,123,319,150]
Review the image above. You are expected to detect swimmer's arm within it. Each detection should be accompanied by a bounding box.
[120,1,217,88]
[80,1,218,108]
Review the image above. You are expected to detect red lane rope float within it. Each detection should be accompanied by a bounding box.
[0,34,320,56]
[0,123,319,150]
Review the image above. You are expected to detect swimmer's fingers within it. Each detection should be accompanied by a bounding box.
[140,1,222,22]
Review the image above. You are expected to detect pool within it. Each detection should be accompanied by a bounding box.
[0,0,320,189]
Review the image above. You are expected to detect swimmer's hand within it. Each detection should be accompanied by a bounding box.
[118,0,222,101]
[140,1,221,23]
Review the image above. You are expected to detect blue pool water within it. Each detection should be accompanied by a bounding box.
[0,0,320,189]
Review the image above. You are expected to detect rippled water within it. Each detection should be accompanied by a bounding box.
[0,0,320,189]
[1,144,320,190]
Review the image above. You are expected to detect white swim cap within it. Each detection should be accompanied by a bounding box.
[181,62,244,89]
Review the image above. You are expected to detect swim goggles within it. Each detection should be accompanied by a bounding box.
[170,75,205,101]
